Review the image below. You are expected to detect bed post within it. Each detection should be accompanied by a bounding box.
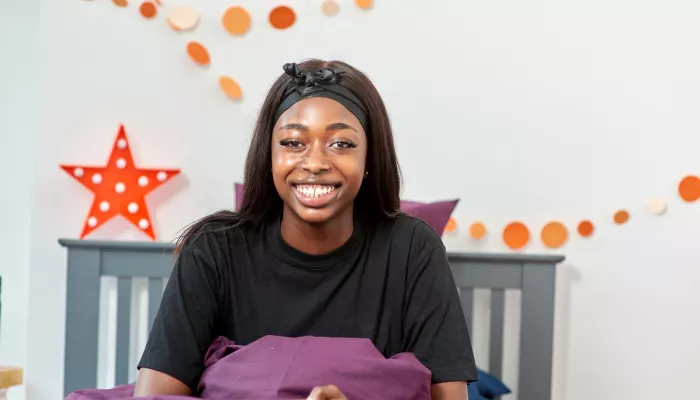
[517,262,557,400]
[60,241,102,398]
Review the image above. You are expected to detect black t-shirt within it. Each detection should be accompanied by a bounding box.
[137,214,478,393]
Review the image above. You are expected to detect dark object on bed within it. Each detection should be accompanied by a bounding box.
[66,335,432,400]
[468,368,512,399]
[58,239,563,400]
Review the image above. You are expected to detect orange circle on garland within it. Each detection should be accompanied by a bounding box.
[222,6,251,35]
[321,0,340,16]
[678,175,700,202]
[540,221,568,249]
[113,0,128,7]
[355,0,374,9]
[169,6,199,31]
[219,76,243,100]
[444,217,457,233]
[503,222,530,250]
[269,6,296,29]
[468,222,487,240]
[139,1,157,18]
[577,220,594,237]
[186,42,210,66]
[613,210,629,225]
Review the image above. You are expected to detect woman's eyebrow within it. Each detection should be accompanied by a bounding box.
[278,122,358,132]
[326,122,358,132]
[278,123,307,131]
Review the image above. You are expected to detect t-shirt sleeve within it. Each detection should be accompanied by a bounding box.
[402,233,479,384]
[137,242,223,392]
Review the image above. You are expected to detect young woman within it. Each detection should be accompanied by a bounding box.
[134,60,478,399]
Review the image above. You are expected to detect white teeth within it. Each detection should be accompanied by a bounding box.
[295,184,336,198]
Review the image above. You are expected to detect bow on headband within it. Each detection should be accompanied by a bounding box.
[283,63,339,86]
[273,63,368,131]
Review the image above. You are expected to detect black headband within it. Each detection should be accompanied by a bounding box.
[273,63,369,132]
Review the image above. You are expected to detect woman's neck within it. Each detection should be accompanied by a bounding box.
[279,208,355,255]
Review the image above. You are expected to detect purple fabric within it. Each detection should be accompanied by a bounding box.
[233,182,458,235]
[399,199,459,236]
[234,182,245,211]
[65,336,432,400]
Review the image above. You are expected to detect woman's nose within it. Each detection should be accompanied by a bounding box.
[301,144,331,174]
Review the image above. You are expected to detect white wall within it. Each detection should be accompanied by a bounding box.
[0,0,39,399]
[14,0,700,399]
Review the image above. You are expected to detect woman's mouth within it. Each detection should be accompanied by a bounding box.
[292,184,341,208]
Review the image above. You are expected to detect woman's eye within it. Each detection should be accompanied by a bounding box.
[280,139,304,148]
[331,141,356,149]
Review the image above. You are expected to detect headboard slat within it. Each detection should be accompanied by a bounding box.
[115,277,133,386]
[147,278,164,332]
[64,248,101,395]
[488,288,506,379]
[518,263,556,400]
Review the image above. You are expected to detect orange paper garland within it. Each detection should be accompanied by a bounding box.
[86,0,376,102]
[269,6,296,30]
[443,217,457,234]
[222,6,252,35]
[503,222,530,250]
[219,76,243,100]
[139,1,157,19]
[80,2,700,251]
[541,221,568,249]
[679,175,700,202]
[355,0,374,10]
[613,210,629,225]
[168,6,199,31]
[187,42,210,66]
[468,222,487,240]
[321,1,340,16]
[577,220,595,238]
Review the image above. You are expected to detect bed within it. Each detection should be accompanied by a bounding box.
[58,238,563,400]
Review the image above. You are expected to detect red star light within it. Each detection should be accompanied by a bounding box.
[60,124,181,240]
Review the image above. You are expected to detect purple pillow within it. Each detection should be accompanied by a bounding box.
[400,199,459,236]
[66,336,432,400]
[234,182,245,211]
[234,182,459,235]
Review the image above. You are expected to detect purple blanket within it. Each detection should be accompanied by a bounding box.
[66,335,432,400]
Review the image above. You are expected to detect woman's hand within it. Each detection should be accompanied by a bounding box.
[305,385,348,400]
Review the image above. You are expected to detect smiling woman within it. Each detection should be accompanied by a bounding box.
[133,59,478,400]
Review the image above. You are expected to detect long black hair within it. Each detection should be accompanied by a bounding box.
[174,59,403,253]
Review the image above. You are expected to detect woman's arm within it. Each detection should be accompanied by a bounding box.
[430,382,468,400]
[402,223,479,388]
[133,240,224,396]
[134,368,192,397]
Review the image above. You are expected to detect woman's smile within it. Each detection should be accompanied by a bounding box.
[291,183,342,208]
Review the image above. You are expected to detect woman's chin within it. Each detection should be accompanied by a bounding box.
[294,208,335,225]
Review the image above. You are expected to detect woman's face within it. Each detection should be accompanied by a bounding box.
[271,97,367,226]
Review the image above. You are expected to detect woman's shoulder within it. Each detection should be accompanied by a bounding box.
[175,210,262,261]
[371,214,445,252]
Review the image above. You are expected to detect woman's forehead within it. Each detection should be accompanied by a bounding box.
[275,97,362,129]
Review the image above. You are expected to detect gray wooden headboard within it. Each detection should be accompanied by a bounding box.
[58,238,563,400]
